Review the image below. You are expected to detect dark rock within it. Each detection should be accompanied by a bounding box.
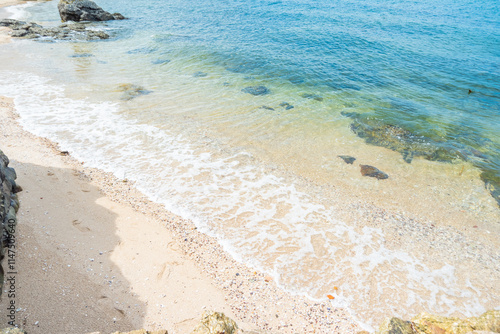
[242,86,270,96]
[127,47,158,54]
[279,102,294,110]
[301,93,323,101]
[260,106,274,111]
[69,53,94,58]
[57,0,126,22]
[193,71,207,78]
[342,111,449,164]
[338,155,356,164]
[117,83,152,101]
[360,165,388,180]
[112,13,126,20]
[152,59,170,65]
[0,150,21,297]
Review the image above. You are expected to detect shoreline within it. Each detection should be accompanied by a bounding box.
[1,0,499,332]
[0,96,362,333]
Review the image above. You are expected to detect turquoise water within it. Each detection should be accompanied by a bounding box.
[1,0,500,329]
[39,0,500,202]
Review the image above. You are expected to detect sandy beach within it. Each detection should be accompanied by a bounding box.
[1,1,500,333]
[0,4,363,331]
[0,92,363,334]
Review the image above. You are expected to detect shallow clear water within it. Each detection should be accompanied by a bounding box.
[1,0,499,329]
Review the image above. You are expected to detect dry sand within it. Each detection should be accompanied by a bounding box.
[0,7,363,330]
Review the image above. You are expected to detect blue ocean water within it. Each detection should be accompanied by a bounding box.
[1,0,500,329]
[112,0,500,202]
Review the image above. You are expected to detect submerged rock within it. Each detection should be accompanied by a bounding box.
[342,110,500,207]
[342,111,456,164]
[152,59,170,65]
[117,84,152,100]
[338,155,356,164]
[301,93,323,101]
[58,0,126,22]
[279,102,294,110]
[191,311,238,334]
[241,85,270,96]
[127,46,158,54]
[360,165,388,179]
[375,310,500,334]
[193,71,208,78]
[260,105,275,111]
[0,19,109,40]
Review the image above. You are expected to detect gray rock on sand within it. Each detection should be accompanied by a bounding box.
[58,0,126,22]
[360,165,388,179]
[242,86,270,96]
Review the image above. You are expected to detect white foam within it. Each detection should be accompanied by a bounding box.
[0,69,492,327]
[2,2,37,21]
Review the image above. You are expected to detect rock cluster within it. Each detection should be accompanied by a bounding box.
[0,150,21,296]
[58,0,126,22]
[371,310,500,334]
[0,19,109,40]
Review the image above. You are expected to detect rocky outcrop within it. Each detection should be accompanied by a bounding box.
[0,19,109,40]
[0,150,21,297]
[57,0,126,22]
[374,310,500,334]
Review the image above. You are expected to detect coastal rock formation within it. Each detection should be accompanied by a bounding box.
[0,19,109,40]
[191,311,238,334]
[58,0,126,22]
[374,310,500,334]
[0,150,21,297]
